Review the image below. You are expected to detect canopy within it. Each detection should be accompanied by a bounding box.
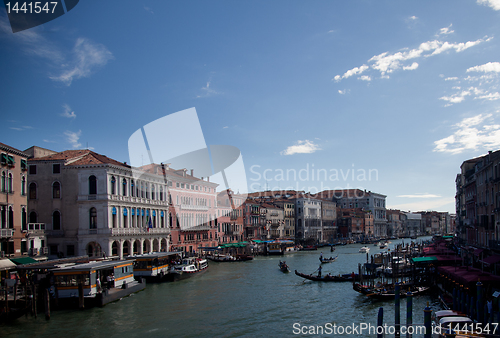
[482,255,500,265]
[0,259,16,271]
[10,257,38,265]
[412,256,437,263]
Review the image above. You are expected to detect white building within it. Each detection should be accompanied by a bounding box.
[28,149,170,259]
[295,197,322,242]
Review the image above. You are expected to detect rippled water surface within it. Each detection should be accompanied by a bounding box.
[3,237,442,337]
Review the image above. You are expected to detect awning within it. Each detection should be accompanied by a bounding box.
[412,256,437,263]
[473,248,484,256]
[482,255,500,265]
[10,257,38,265]
[0,259,16,271]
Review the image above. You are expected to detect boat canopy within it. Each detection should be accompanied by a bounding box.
[411,256,438,263]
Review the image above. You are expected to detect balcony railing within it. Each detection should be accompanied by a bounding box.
[29,247,48,256]
[79,194,169,206]
[25,223,46,233]
[0,229,14,238]
[180,204,209,211]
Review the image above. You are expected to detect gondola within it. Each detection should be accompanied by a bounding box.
[279,261,290,273]
[365,286,430,300]
[319,255,338,264]
[295,270,351,282]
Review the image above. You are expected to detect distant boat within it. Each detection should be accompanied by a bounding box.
[295,270,349,282]
[359,246,370,253]
[278,261,290,273]
[319,255,338,264]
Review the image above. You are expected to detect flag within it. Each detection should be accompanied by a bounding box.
[148,217,153,232]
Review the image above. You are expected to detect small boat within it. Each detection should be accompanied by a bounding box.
[363,285,430,300]
[301,245,318,251]
[279,261,290,273]
[359,246,370,253]
[319,255,338,264]
[168,257,208,281]
[295,270,351,282]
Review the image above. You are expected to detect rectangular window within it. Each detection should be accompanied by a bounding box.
[49,245,58,256]
[29,165,37,175]
[21,241,27,253]
[21,159,27,170]
[53,164,61,174]
[0,153,6,164]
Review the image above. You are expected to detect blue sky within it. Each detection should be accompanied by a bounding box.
[2,0,500,213]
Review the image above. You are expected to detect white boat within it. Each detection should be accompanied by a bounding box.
[359,246,370,253]
[168,257,208,281]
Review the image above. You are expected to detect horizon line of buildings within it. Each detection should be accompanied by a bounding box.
[1,142,454,262]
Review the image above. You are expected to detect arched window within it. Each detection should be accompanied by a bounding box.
[29,211,37,223]
[21,176,26,196]
[8,207,13,228]
[21,207,27,231]
[151,185,155,200]
[89,207,97,229]
[110,176,116,195]
[112,207,117,228]
[159,186,163,201]
[89,175,97,195]
[52,211,61,230]
[29,182,37,199]
[122,178,127,196]
[0,172,5,192]
[52,181,61,199]
[131,180,135,197]
[7,173,12,193]
[123,208,128,228]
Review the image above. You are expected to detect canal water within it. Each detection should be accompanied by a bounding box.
[3,237,443,337]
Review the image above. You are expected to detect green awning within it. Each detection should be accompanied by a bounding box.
[411,256,437,263]
[10,257,38,265]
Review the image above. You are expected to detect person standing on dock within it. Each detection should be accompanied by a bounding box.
[318,265,322,278]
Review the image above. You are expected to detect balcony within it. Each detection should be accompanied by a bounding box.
[0,229,14,238]
[180,204,209,211]
[80,227,170,236]
[25,223,46,234]
[29,247,48,256]
[79,194,169,206]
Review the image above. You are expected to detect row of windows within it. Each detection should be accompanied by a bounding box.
[175,182,212,193]
[0,153,27,170]
[27,163,60,175]
[1,171,27,195]
[28,181,60,199]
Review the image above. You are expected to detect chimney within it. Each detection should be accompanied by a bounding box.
[190,169,194,177]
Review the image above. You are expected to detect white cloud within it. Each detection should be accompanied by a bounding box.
[476,92,500,100]
[223,126,229,129]
[334,65,369,81]
[64,130,82,148]
[144,6,154,14]
[50,38,114,86]
[196,80,221,98]
[477,0,500,10]
[466,61,500,73]
[61,104,76,119]
[439,90,471,104]
[397,193,442,198]
[403,62,419,70]
[281,140,321,156]
[338,89,346,94]
[334,35,491,82]
[408,16,418,21]
[433,113,500,154]
[359,75,372,81]
[445,77,459,81]
[438,25,454,35]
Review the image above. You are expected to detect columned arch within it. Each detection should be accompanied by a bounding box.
[152,238,159,252]
[142,239,151,254]
[86,241,102,257]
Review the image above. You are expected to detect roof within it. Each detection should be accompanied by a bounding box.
[29,149,131,168]
[0,142,29,157]
[52,259,133,273]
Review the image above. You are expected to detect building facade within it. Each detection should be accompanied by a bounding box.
[27,150,171,259]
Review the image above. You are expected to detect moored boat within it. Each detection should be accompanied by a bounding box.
[127,251,181,282]
[167,257,208,281]
[295,270,350,282]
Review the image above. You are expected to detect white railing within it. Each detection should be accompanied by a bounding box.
[0,229,14,238]
[79,194,169,206]
[180,204,209,211]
